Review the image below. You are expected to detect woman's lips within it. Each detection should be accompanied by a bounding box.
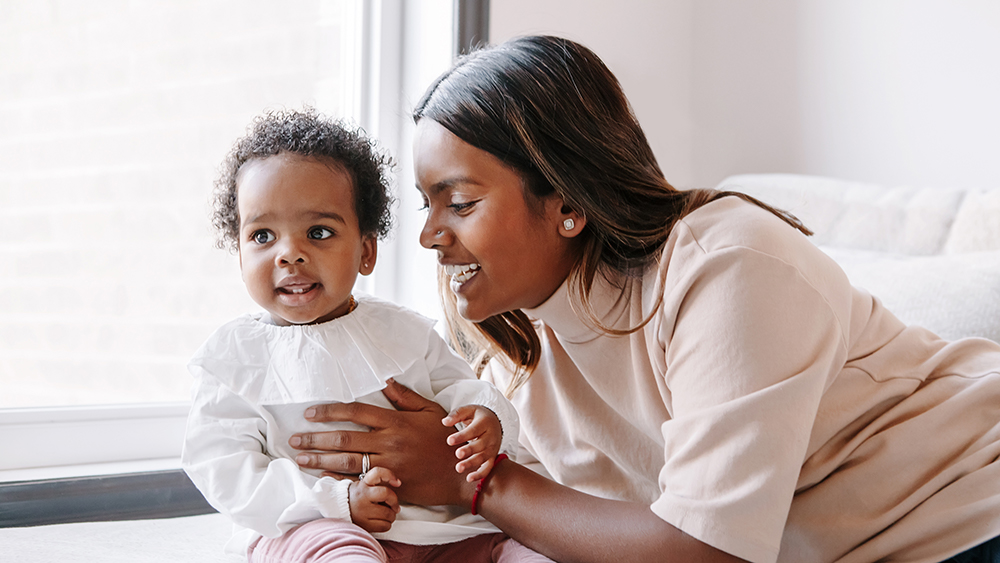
[444,263,480,284]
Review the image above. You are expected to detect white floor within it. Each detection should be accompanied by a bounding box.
[1,513,241,563]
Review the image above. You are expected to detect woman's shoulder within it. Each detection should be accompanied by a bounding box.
[671,195,816,262]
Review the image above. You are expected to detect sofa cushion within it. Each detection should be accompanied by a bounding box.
[717,173,976,254]
[821,247,1000,343]
[716,174,1000,342]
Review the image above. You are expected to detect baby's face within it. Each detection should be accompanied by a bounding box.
[236,153,375,326]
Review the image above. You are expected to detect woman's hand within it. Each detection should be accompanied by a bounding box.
[290,378,473,507]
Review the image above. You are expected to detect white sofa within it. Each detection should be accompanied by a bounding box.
[717,173,1000,344]
[3,173,998,562]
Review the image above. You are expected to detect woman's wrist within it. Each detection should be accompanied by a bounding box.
[470,453,508,515]
[464,454,518,517]
[453,466,479,507]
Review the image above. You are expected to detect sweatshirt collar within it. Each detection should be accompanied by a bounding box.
[523,271,633,344]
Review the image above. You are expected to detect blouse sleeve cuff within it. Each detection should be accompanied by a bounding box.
[315,476,353,522]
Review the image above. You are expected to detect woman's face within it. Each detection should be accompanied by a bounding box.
[414,119,582,322]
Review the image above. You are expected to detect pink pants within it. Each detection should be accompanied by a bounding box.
[248,519,554,563]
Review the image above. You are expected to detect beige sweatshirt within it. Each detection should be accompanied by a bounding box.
[483,197,1000,563]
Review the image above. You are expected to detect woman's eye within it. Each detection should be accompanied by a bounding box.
[251,230,275,244]
[308,226,334,240]
[449,200,478,212]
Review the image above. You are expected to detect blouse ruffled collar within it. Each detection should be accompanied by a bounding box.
[189,294,435,405]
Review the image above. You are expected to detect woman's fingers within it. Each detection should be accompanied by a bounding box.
[303,401,397,428]
[381,377,443,413]
[290,380,465,506]
[294,451,361,475]
[290,427,382,454]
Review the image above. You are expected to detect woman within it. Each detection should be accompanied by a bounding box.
[289,36,1000,562]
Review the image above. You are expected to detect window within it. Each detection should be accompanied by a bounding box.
[1,0,454,475]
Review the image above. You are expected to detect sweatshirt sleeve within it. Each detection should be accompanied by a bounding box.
[422,329,520,459]
[181,371,352,539]
[651,220,851,563]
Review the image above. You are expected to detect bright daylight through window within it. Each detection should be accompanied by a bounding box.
[0,1,367,409]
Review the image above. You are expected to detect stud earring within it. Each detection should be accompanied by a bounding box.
[563,218,575,231]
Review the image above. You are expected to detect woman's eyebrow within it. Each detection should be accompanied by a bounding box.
[420,177,480,195]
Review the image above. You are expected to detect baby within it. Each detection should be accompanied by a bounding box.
[182,109,550,562]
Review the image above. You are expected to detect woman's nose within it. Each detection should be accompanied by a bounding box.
[419,217,448,249]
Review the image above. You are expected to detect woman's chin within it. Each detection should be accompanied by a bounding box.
[456,298,490,324]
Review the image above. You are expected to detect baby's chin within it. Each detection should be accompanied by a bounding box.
[264,309,321,326]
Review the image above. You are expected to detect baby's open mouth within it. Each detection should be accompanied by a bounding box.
[278,283,318,294]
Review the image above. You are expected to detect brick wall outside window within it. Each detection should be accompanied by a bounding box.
[0,0,362,407]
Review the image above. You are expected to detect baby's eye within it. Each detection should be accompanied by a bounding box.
[308,226,334,240]
[251,230,275,244]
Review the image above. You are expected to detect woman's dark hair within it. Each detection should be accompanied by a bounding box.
[212,108,394,252]
[413,35,810,395]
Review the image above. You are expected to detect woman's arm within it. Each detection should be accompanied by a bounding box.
[291,381,746,562]
[480,460,748,563]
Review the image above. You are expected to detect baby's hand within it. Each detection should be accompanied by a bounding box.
[442,405,502,482]
[348,467,401,533]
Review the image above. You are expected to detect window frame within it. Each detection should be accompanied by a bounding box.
[1,0,465,481]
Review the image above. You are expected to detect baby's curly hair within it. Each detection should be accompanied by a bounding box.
[212,108,394,252]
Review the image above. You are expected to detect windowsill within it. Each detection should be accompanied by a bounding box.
[0,403,188,474]
[0,457,181,484]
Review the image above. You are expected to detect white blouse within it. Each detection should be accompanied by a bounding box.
[182,294,518,553]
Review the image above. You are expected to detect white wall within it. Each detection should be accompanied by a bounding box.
[490,0,696,188]
[492,0,1000,190]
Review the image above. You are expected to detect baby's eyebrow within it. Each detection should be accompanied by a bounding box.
[308,211,347,224]
[243,212,272,226]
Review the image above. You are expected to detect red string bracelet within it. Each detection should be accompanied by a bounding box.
[470,453,508,516]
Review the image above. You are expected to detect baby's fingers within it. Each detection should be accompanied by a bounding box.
[456,451,493,478]
[466,459,495,482]
[356,504,398,533]
[361,466,402,488]
[442,405,476,430]
[367,484,401,513]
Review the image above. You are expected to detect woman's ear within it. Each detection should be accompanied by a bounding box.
[556,203,586,238]
[359,237,377,275]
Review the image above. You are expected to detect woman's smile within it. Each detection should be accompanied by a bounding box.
[444,263,480,286]
[413,119,580,322]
